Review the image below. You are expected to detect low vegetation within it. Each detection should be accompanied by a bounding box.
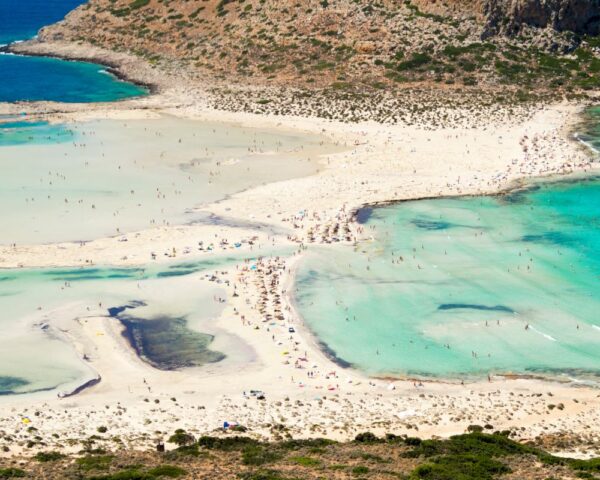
[2,430,599,479]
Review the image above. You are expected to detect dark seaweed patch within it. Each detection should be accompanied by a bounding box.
[168,262,201,269]
[0,376,28,395]
[50,275,106,281]
[44,268,102,276]
[521,231,571,246]
[119,315,225,370]
[438,303,514,313]
[107,301,146,318]
[106,273,137,279]
[156,269,197,278]
[109,301,225,370]
[355,207,373,224]
[45,267,144,281]
[317,340,352,369]
[411,218,453,230]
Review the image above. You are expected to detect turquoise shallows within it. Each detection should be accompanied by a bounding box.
[296,175,600,380]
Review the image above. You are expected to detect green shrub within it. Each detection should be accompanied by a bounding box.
[166,444,205,458]
[238,470,296,480]
[147,465,187,478]
[198,436,260,450]
[397,53,432,71]
[242,445,282,466]
[289,456,320,466]
[88,468,149,480]
[570,457,600,472]
[76,455,113,471]
[405,437,423,446]
[34,451,66,462]
[354,432,381,444]
[411,454,510,479]
[129,0,149,9]
[352,465,369,475]
[279,438,336,450]
[0,468,26,479]
[168,429,195,447]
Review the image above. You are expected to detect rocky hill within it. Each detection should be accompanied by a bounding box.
[19,0,600,110]
[11,0,600,124]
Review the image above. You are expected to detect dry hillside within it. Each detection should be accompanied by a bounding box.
[36,0,600,96]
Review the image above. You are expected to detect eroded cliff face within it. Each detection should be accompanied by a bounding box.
[482,0,600,37]
[413,0,599,37]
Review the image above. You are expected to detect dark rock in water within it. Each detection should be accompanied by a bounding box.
[482,0,600,38]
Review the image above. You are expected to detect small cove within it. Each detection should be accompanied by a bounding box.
[0,0,146,103]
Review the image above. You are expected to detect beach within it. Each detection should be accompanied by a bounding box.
[1,77,600,460]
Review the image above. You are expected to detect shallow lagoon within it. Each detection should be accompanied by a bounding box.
[0,116,338,244]
[296,175,600,381]
[0,251,272,395]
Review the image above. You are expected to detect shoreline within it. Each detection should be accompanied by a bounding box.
[284,237,600,388]
[350,167,600,218]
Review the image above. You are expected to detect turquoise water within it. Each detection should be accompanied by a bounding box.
[0,54,147,103]
[0,0,146,103]
[0,116,338,244]
[0,117,75,146]
[296,175,600,380]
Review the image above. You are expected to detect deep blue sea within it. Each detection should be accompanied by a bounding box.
[0,0,85,45]
[0,0,146,102]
